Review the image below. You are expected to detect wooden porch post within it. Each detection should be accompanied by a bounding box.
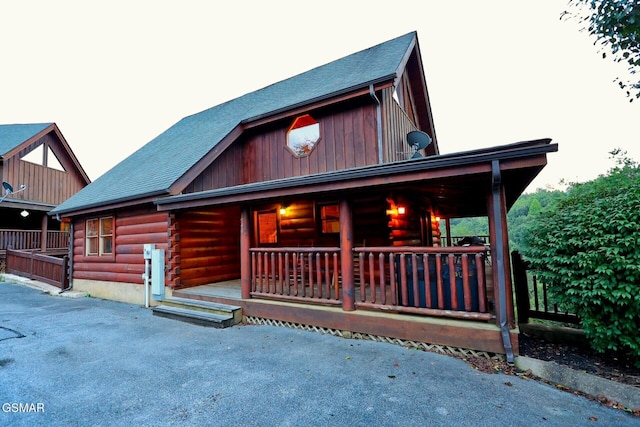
[488,160,515,362]
[445,218,452,247]
[40,213,48,251]
[240,206,251,299]
[339,198,355,311]
[489,184,515,327]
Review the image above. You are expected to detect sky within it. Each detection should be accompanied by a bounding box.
[1,1,638,193]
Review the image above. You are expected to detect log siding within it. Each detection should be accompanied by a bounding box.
[170,207,241,289]
[72,209,169,284]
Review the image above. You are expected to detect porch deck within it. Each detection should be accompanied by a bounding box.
[171,281,519,356]
[176,280,243,299]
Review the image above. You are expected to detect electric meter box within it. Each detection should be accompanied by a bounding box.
[143,244,155,260]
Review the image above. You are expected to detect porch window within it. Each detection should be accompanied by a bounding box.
[319,204,340,234]
[86,216,113,256]
[257,210,278,244]
[286,114,320,157]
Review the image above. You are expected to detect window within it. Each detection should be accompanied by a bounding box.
[319,204,340,234]
[86,216,113,256]
[21,144,65,171]
[392,87,403,106]
[286,114,320,157]
[257,211,278,244]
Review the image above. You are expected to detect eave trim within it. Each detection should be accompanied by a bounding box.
[156,139,556,210]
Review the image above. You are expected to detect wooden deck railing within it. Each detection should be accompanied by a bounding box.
[5,249,70,289]
[512,250,579,325]
[0,229,70,252]
[250,247,341,305]
[440,235,490,247]
[354,246,491,320]
[250,246,492,321]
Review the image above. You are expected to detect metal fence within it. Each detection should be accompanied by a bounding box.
[511,250,579,325]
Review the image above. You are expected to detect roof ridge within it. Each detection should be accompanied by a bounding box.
[51,32,419,215]
[184,31,417,122]
[0,123,54,156]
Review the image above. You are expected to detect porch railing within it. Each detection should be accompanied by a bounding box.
[249,246,492,321]
[5,249,70,289]
[0,229,70,252]
[250,247,342,305]
[354,246,491,320]
[440,235,490,247]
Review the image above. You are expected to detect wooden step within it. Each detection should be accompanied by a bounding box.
[152,297,242,328]
[163,296,242,321]
[152,305,236,328]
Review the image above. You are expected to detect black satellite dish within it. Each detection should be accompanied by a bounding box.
[406,131,432,159]
[0,182,27,203]
[2,182,13,194]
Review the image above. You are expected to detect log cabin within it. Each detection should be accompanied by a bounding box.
[50,32,557,360]
[0,123,90,259]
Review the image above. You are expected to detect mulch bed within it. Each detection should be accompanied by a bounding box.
[517,332,640,387]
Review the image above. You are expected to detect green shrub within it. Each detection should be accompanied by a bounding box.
[523,152,640,362]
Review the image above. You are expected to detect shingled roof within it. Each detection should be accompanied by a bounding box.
[51,32,419,215]
[0,123,53,157]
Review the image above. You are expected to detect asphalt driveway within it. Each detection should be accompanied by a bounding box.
[0,281,637,427]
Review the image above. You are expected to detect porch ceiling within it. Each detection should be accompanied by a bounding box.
[419,161,546,218]
[0,200,57,213]
[155,138,557,218]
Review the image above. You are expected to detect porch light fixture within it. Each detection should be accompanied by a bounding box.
[20,210,29,218]
[279,205,288,216]
[1,181,27,203]
[385,206,406,216]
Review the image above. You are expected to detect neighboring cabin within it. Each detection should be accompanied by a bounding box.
[0,123,90,258]
[51,32,557,359]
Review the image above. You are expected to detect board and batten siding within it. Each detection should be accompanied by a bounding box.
[3,133,87,205]
[183,99,380,195]
[183,142,245,193]
[381,87,420,163]
[244,101,378,183]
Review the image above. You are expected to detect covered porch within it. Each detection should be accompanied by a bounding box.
[156,139,557,359]
[0,198,70,265]
[246,245,491,320]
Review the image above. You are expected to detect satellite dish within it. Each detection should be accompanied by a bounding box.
[0,182,27,203]
[2,182,13,194]
[406,131,432,159]
[407,131,432,150]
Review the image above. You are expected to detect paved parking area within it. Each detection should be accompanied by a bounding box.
[1,281,638,426]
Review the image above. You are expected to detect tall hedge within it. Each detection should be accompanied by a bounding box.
[523,153,640,360]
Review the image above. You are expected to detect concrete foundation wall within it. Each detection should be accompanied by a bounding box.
[71,279,167,306]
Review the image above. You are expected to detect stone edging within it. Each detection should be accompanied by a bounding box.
[515,355,640,411]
